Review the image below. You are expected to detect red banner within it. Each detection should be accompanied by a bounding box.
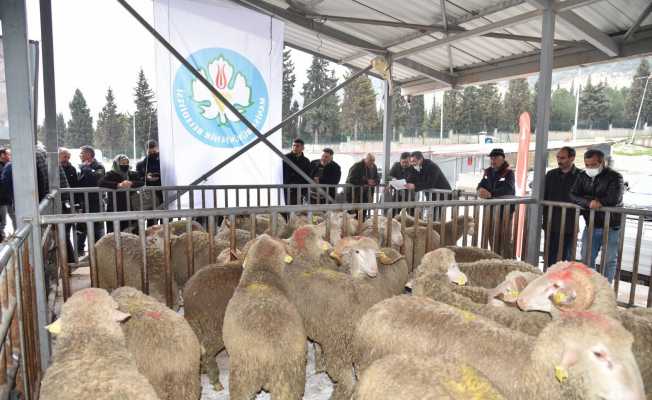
[515,112,531,258]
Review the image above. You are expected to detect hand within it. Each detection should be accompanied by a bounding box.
[478,188,492,199]
[82,160,92,166]
[313,177,320,183]
[405,183,416,190]
[367,179,376,186]
[146,173,159,181]
[589,200,602,209]
[119,181,133,189]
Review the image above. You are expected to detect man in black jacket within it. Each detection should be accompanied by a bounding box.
[346,153,379,214]
[76,145,106,255]
[477,148,516,257]
[570,149,624,283]
[136,140,162,226]
[543,146,579,265]
[309,148,341,204]
[405,151,451,195]
[0,148,11,241]
[282,138,311,207]
[59,148,79,262]
[389,152,411,181]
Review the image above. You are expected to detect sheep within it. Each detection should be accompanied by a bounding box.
[403,225,441,272]
[329,236,381,278]
[222,213,291,238]
[169,231,219,286]
[112,287,201,400]
[95,232,178,307]
[396,211,475,246]
[445,245,502,263]
[215,225,252,248]
[353,354,506,400]
[223,235,306,399]
[282,237,409,400]
[352,295,645,400]
[182,260,243,389]
[40,288,160,400]
[146,220,205,250]
[356,215,404,250]
[517,262,652,398]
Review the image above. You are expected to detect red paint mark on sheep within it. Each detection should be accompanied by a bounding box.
[568,262,592,276]
[293,227,312,249]
[144,311,162,320]
[561,310,612,329]
[547,261,592,283]
[82,290,97,302]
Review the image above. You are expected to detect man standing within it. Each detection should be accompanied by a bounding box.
[570,149,624,283]
[309,148,341,204]
[346,153,379,212]
[543,146,579,265]
[0,148,11,241]
[136,140,162,221]
[477,148,516,257]
[405,151,451,195]
[282,138,311,207]
[77,145,105,255]
[59,148,78,262]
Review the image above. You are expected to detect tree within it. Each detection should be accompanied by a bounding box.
[406,95,425,138]
[56,113,67,144]
[134,69,158,158]
[442,89,462,134]
[391,86,410,140]
[426,98,441,137]
[550,86,576,131]
[459,86,482,134]
[284,100,300,146]
[66,89,94,147]
[625,59,652,128]
[478,83,501,133]
[604,86,627,128]
[501,78,531,132]
[95,88,130,159]
[340,73,377,141]
[300,57,340,144]
[282,49,297,147]
[579,77,609,129]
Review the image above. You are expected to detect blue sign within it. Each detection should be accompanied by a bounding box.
[173,48,269,148]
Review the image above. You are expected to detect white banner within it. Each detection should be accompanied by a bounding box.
[153,0,284,208]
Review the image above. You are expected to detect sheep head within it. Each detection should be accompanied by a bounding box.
[330,236,380,278]
[417,248,460,280]
[535,311,645,400]
[242,234,291,272]
[517,262,595,314]
[289,225,332,258]
[487,271,533,307]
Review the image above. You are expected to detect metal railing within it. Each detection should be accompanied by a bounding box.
[542,200,652,307]
[41,196,531,306]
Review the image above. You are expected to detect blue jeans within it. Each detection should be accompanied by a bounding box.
[581,227,620,283]
[546,233,575,266]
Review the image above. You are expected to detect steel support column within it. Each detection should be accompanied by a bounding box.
[382,81,393,183]
[526,3,555,266]
[1,0,51,367]
[40,0,61,212]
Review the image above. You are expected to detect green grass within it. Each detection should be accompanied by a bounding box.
[612,144,652,157]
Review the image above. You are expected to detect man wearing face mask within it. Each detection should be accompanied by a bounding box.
[136,141,162,223]
[543,146,579,265]
[99,155,144,233]
[405,151,451,194]
[570,149,624,283]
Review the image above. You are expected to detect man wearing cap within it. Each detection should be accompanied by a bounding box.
[283,138,311,208]
[77,145,105,255]
[136,140,162,222]
[478,148,515,256]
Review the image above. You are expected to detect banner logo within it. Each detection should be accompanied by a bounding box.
[173,48,269,148]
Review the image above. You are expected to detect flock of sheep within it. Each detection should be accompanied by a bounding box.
[38,210,651,400]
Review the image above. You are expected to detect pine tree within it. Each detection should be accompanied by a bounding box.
[340,72,377,141]
[625,59,652,127]
[391,86,409,140]
[427,98,441,137]
[300,57,340,144]
[460,86,482,134]
[95,88,129,159]
[284,100,300,147]
[551,86,576,131]
[66,89,94,147]
[605,86,626,128]
[56,113,67,144]
[406,95,425,138]
[478,83,501,133]
[579,77,609,129]
[442,89,462,134]
[282,48,296,119]
[134,69,158,158]
[501,79,531,132]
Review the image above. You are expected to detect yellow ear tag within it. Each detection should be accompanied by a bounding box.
[46,319,62,335]
[322,243,330,251]
[506,289,520,298]
[460,310,476,322]
[312,216,319,224]
[552,291,567,305]
[284,255,293,264]
[454,275,467,286]
[555,365,568,383]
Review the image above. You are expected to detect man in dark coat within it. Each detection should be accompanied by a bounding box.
[76,145,105,255]
[282,138,311,207]
[136,140,162,209]
[99,155,144,233]
[570,149,624,283]
[0,148,12,241]
[477,148,516,257]
[405,151,451,195]
[543,146,579,265]
[389,152,413,204]
[59,148,79,262]
[309,148,341,204]
[346,153,379,215]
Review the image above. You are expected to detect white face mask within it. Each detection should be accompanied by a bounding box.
[413,165,422,172]
[585,167,602,178]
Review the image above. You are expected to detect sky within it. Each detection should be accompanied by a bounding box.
[15,0,649,128]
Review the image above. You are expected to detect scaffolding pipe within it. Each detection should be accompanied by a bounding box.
[382,81,393,182]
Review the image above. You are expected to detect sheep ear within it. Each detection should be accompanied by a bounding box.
[46,319,62,335]
[113,310,131,323]
[329,251,342,265]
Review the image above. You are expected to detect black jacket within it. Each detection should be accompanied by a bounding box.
[136,153,161,186]
[477,163,515,198]
[309,160,341,201]
[570,167,624,229]
[346,160,379,203]
[60,162,78,207]
[78,159,106,213]
[283,152,311,185]
[406,159,451,192]
[99,170,144,213]
[389,162,410,180]
[543,166,579,234]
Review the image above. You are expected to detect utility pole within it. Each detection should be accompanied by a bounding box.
[630,74,651,144]
[572,67,582,142]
